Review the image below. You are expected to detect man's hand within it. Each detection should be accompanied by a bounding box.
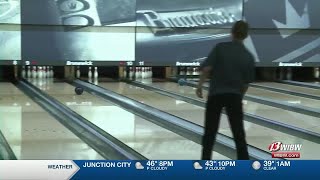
[196,86,203,98]
[196,66,211,98]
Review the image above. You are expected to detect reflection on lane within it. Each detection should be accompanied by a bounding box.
[150,82,320,132]
[33,81,228,160]
[247,87,320,110]
[0,82,102,160]
[254,82,320,97]
[194,80,320,109]
[99,82,320,159]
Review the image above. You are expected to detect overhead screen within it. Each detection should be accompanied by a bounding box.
[135,0,243,65]
[0,0,20,24]
[20,0,136,63]
[136,0,243,28]
[244,29,320,65]
[136,28,231,65]
[20,0,136,26]
[244,0,320,29]
[136,0,320,66]
[1,0,320,66]
[21,26,135,62]
[0,0,20,61]
[0,26,21,60]
[243,0,320,65]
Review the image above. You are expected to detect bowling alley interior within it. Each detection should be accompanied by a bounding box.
[1,0,320,161]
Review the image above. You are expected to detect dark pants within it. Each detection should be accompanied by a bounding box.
[202,94,249,160]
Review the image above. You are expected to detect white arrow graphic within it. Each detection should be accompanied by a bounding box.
[272,0,310,38]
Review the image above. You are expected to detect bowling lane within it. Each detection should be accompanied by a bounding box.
[31,81,228,160]
[150,82,320,132]
[253,82,320,96]
[100,82,320,159]
[0,82,103,160]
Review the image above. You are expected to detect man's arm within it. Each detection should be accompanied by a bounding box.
[196,45,218,98]
[242,56,256,97]
[242,84,249,97]
[196,66,211,98]
[198,66,211,88]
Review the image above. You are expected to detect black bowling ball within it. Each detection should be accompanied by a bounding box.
[75,87,84,95]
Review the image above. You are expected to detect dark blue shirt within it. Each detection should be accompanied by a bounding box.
[201,41,255,96]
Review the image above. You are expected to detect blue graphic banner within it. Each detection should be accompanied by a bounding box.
[71,160,320,179]
[0,160,318,179]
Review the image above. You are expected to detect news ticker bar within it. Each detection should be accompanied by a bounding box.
[0,160,319,179]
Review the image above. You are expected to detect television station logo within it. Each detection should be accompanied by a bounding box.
[269,142,302,158]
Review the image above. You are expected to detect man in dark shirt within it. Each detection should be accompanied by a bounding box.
[196,20,255,160]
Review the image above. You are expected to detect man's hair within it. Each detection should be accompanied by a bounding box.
[232,20,249,40]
